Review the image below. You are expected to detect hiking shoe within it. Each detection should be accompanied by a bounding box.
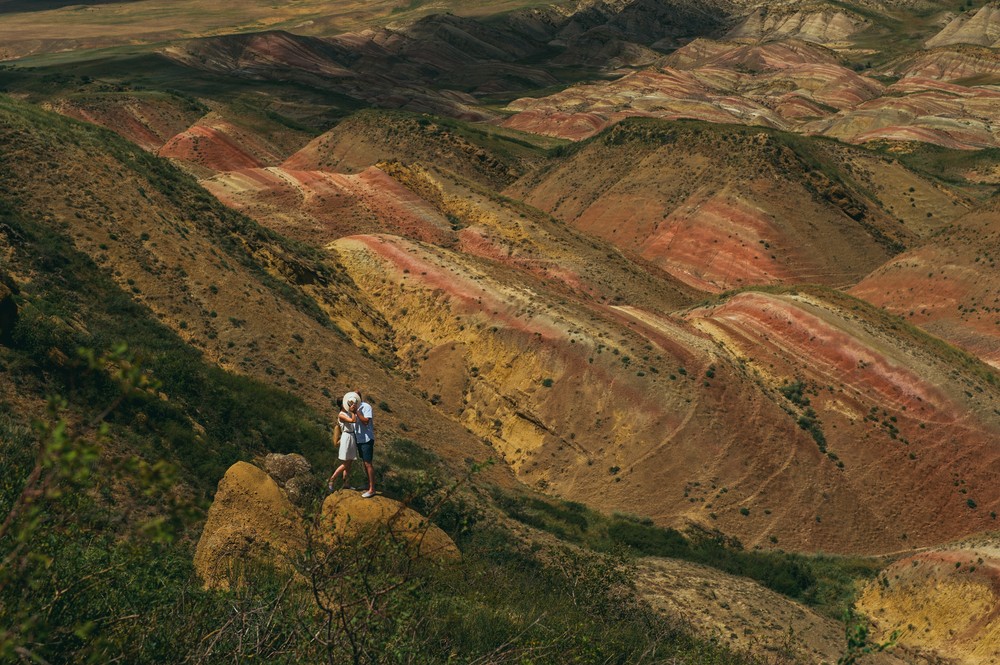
[361,490,375,498]
[327,482,335,493]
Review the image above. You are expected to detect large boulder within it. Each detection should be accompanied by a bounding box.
[261,452,315,505]
[320,491,460,563]
[262,452,311,483]
[194,461,306,589]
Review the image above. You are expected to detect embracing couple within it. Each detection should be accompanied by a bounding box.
[328,391,376,498]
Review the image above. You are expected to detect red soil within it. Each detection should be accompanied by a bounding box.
[203,166,454,245]
[685,291,1000,551]
[335,230,1000,554]
[511,136,899,293]
[500,38,1000,150]
[456,227,590,293]
[851,205,1000,369]
[159,124,265,171]
[637,191,796,291]
[501,110,615,141]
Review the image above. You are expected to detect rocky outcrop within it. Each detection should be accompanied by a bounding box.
[320,490,460,563]
[262,452,316,505]
[194,461,306,590]
[262,452,311,482]
[195,462,459,589]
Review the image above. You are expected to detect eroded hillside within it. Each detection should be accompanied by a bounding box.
[90,99,997,556]
[852,195,1000,369]
[332,226,1000,552]
[5,1,1000,661]
[0,95,514,490]
[858,532,1000,665]
[508,120,961,292]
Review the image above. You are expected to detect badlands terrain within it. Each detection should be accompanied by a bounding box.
[2,0,1000,662]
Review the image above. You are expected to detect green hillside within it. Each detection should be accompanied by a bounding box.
[0,94,772,664]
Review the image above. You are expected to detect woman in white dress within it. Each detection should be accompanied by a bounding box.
[327,392,360,491]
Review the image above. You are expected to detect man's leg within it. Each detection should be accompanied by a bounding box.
[363,461,375,496]
[359,441,376,497]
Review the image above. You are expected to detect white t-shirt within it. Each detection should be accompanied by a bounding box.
[355,402,374,443]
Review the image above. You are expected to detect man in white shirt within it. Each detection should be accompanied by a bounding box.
[355,391,376,498]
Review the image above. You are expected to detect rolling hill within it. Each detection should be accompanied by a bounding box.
[507,119,965,292]
[4,0,1000,662]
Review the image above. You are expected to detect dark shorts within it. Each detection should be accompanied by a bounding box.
[357,439,374,463]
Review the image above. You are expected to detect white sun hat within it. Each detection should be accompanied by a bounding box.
[343,391,361,407]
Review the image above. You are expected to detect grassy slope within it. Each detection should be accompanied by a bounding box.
[0,93,771,664]
[283,108,565,187]
[0,90,907,662]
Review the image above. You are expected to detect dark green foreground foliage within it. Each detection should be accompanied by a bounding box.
[1,409,759,664]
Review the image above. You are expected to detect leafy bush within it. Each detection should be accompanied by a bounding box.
[780,381,810,407]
